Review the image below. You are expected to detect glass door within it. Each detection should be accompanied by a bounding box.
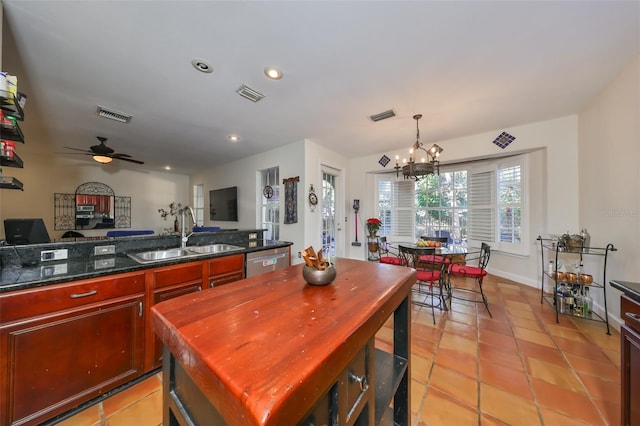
[321,167,342,259]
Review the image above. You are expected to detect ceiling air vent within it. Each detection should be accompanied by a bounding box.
[369,109,396,122]
[236,84,265,103]
[96,106,133,123]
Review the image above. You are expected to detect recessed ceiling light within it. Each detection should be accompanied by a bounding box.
[164,166,172,171]
[191,58,213,73]
[264,67,283,80]
[228,135,240,142]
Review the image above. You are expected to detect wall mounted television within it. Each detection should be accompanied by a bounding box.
[209,186,238,221]
[4,218,51,245]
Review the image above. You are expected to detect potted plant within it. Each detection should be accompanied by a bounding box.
[366,217,382,238]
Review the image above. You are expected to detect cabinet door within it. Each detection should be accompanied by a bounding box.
[622,324,640,426]
[152,283,202,368]
[208,254,244,288]
[0,295,145,426]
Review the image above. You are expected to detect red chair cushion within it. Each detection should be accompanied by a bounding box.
[416,269,441,282]
[449,264,487,278]
[380,256,406,266]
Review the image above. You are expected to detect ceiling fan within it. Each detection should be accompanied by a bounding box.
[64,137,144,164]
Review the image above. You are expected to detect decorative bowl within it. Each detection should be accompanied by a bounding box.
[303,265,337,286]
[579,274,593,284]
[551,271,565,281]
[564,272,578,283]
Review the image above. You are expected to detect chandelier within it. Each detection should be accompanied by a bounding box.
[394,114,443,180]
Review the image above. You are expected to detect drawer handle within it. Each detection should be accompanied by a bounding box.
[625,312,640,322]
[349,372,369,393]
[70,290,98,299]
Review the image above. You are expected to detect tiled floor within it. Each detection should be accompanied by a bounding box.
[58,274,621,426]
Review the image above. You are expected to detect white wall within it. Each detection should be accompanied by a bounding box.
[191,139,307,264]
[190,138,349,265]
[348,115,580,286]
[578,55,640,327]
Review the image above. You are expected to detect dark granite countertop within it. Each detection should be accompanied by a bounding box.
[610,280,640,303]
[0,240,293,293]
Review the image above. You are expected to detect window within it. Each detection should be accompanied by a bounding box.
[192,184,204,226]
[415,170,467,245]
[376,154,527,255]
[376,176,414,240]
[259,167,279,241]
[497,160,523,247]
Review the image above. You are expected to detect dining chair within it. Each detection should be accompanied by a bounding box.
[447,242,492,317]
[378,236,406,266]
[399,244,448,324]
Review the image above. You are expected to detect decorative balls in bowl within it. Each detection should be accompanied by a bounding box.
[302,265,337,286]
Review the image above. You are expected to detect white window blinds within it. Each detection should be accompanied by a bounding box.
[377,176,414,239]
[468,168,495,244]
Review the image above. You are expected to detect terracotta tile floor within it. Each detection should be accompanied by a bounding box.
[58,274,621,425]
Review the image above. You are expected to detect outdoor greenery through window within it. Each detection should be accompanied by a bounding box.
[376,154,526,254]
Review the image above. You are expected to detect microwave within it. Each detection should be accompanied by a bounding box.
[77,205,94,212]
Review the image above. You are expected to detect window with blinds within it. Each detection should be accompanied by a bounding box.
[375,153,527,255]
[468,169,495,244]
[377,177,414,239]
[498,163,522,244]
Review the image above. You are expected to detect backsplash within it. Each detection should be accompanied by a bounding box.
[0,229,265,269]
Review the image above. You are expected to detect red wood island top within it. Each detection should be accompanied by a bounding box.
[151,258,415,425]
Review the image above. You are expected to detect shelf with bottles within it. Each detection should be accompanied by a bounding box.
[0,89,24,121]
[0,151,23,168]
[537,235,616,334]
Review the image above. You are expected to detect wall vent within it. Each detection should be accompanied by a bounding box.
[236,84,265,103]
[369,109,396,122]
[96,106,133,123]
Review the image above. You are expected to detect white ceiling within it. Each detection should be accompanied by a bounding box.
[3,1,639,175]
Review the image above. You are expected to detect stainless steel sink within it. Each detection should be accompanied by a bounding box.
[187,244,243,254]
[127,244,244,264]
[128,248,192,263]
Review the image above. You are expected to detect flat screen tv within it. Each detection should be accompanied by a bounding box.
[209,186,238,221]
[4,218,51,245]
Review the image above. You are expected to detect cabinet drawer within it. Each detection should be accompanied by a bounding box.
[342,341,372,423]
[0,272,145,323]
[153,261,203,288]
[622,295,640,333]
[208,254,244,276]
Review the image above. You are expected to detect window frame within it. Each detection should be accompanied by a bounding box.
[375,153,528,256]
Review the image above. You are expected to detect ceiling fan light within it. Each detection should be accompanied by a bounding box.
[93,155,113,164]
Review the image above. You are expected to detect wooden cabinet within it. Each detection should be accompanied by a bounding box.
[207,253,244,288]
[0,271,145,426]
[148,261,203,369]
[611,281,640,426]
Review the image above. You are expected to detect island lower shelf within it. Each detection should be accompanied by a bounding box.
[164,346,409,425]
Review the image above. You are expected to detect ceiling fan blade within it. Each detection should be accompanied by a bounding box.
[64,146,92,153]
[112,152,132,158]
[112,155,145,165]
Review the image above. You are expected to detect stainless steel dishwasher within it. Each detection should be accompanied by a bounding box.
[246,247,290,277]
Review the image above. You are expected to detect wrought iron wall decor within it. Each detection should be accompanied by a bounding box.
[54,182,131,231]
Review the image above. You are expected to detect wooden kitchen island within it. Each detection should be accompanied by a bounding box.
[151,258,415,425]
